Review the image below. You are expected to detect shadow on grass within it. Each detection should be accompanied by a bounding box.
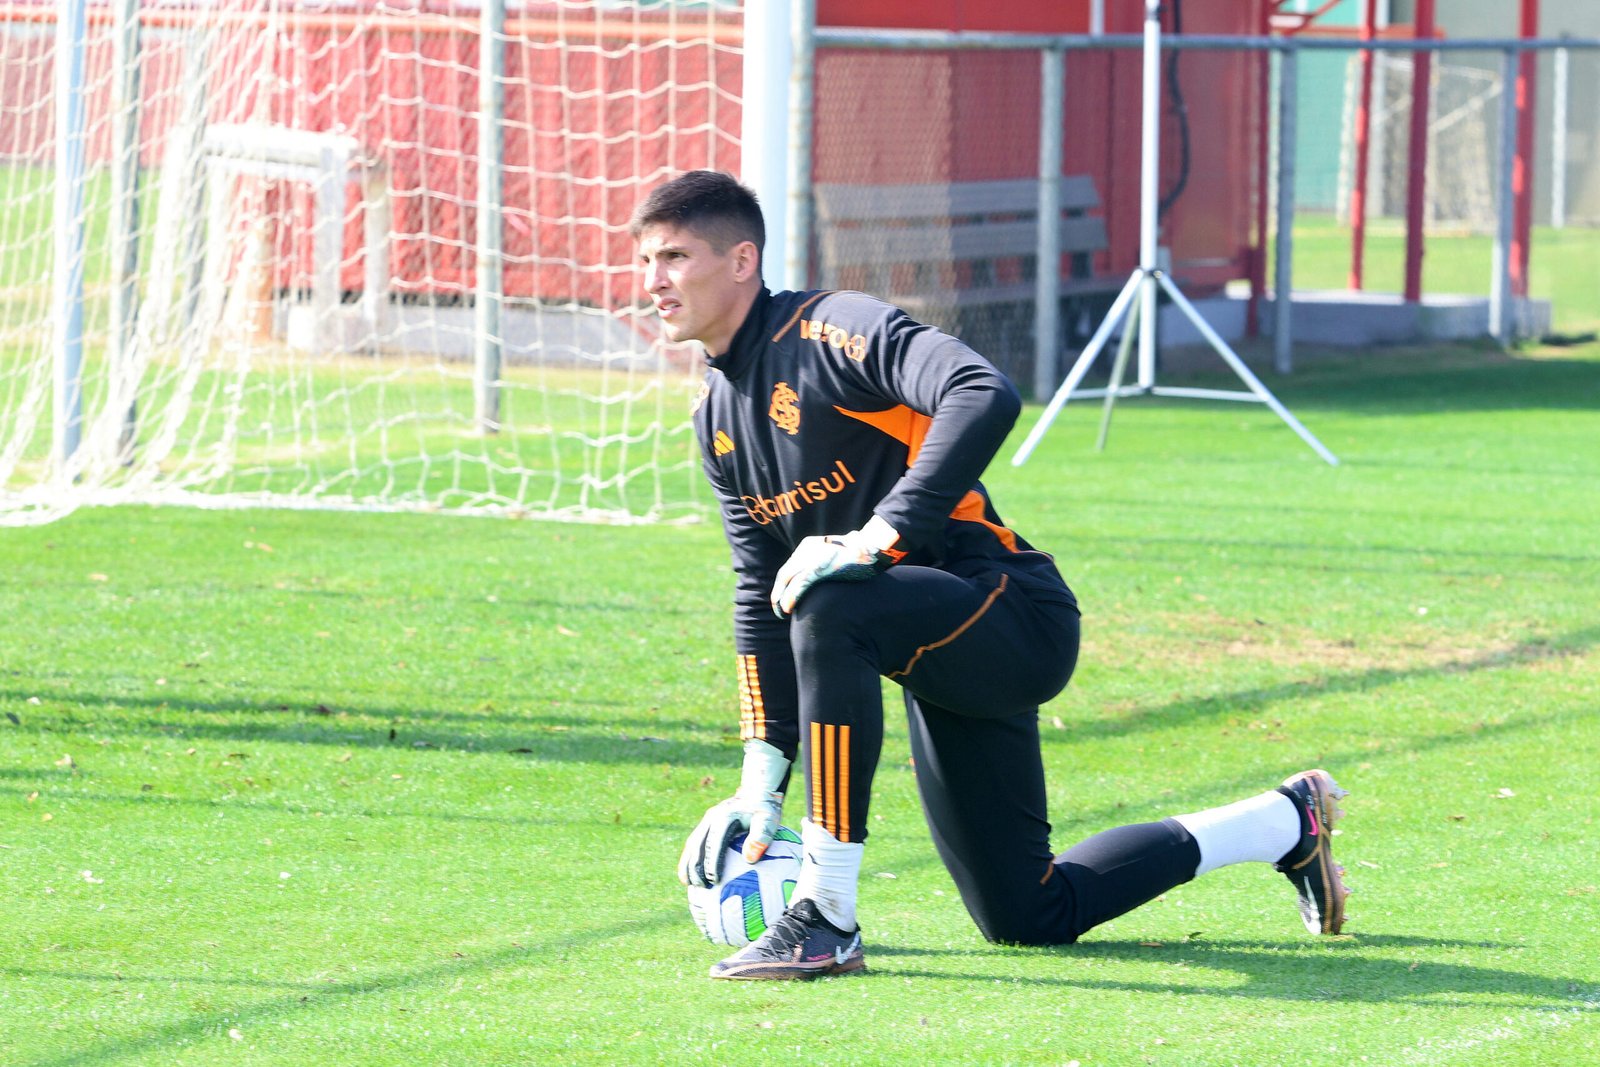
[1062,506,1598,569]
[0,684,735,767]
[5,624,1594,778]
[1028,627,1599,833]
[1038,703,1592,845]
[874,934,1599,1011]
[0,782,698,834]
[10,922,1594,1065]
[2,912,687,1067]
[1053,624,1600,747]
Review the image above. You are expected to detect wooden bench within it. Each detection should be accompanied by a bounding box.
[813,176,1118,387]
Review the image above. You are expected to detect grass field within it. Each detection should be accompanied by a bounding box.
[1286,214,1600,338]
[3,340,1598,1065]
[0,340,706,522]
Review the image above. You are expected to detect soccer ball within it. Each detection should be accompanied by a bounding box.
[687,826,803,946]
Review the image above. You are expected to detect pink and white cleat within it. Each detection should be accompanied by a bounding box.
[1275,769,1352,934]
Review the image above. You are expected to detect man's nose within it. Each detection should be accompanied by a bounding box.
[643,260,665,292]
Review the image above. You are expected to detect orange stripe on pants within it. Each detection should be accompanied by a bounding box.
[810,720,824,833]
[824,724,837,838]
[737,654,766,740]
[838,724,851,841]
[808,722,853,841]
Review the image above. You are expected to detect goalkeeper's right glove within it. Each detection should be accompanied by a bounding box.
[677,737,790,888]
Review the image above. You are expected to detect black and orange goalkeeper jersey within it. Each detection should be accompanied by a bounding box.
[694,287,1076,760]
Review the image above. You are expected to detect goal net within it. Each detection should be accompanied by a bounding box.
[1338,53,1503,234]
[0,0,741,526]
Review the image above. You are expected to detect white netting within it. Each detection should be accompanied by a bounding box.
[1337,52,1502,234]
[0,0,742,526]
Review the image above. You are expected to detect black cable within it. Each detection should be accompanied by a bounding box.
[1158,0,1191,222]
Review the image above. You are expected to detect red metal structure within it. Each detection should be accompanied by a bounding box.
[1402,0,1436,303]
[816,0,1268,300]
[1348,0,1379,291]
[0,2,742,308]
[1512,0,1539,299]
[0,0,1260,309]
[1,0,1550,325]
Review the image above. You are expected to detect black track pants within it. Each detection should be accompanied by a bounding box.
[788,564,1200,944]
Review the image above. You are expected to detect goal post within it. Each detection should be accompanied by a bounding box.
[1,0,742,527]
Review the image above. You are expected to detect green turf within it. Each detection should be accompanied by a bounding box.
[2,341,1598,1065]
[0,339,707,520]
[1285,213,1600,337]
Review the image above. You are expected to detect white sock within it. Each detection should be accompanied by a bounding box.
[1173,789,1301,877]
[792,818,863,931]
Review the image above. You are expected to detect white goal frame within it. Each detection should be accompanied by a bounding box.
[3,0,739,526]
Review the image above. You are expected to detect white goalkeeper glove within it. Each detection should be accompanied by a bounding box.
[677,737,791,888]
[770,515,902,619]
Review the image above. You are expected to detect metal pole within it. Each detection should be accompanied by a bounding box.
[1511,0,1538,301]
[1155,273,1337,466]
[1095,298,1139,451]
[814,28,1600,53]
[361,170,390,347]
[1402,0,1435,304]
[1274,44,1296,375]
[1011,271,1142,466]
[110,0,143,463]
[474,0,505,432]
[1033,47,1064,401]
[1009,14,1338,468]
[54,0,89,470]
[742,0,793,288]
[1135,0,1160,390]
[785,0,816,292]
[311,143,346,354]
[1348,0,1377,290]
[1248,17,1271,338]
[1490,47,1518,347]
[175,28,214,337]
[1552,44,1568,230]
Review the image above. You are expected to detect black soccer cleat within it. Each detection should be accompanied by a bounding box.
[709,898,866,980]
[1275,769,1352,935]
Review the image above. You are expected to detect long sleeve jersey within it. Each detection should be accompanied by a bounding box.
[694,287,1076,760]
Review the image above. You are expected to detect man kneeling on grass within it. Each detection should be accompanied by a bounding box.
[633,170,1353,981]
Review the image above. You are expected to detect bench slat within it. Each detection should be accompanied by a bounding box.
[815,176,1101,222]
[883,275,1124,309]
[820,215,1107,267]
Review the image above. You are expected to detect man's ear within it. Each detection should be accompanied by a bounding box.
[731,240,761,283]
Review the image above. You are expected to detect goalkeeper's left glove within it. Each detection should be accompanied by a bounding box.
[771,515,902,619]
[677,738,791,887]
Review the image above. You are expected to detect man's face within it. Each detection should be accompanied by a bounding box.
[636,223,757,356]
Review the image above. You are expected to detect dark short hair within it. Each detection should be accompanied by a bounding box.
[629,170,765,263]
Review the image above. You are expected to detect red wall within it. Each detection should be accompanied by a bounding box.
[817,1,1096,34]
[0,2,741,308]
[0,0,1262,305]
[816,0,1266,292]
[252,11,742,305]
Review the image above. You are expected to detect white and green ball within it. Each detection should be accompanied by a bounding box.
[687,826,802,946]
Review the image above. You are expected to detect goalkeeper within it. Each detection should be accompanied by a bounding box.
[633,171,1351,981]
